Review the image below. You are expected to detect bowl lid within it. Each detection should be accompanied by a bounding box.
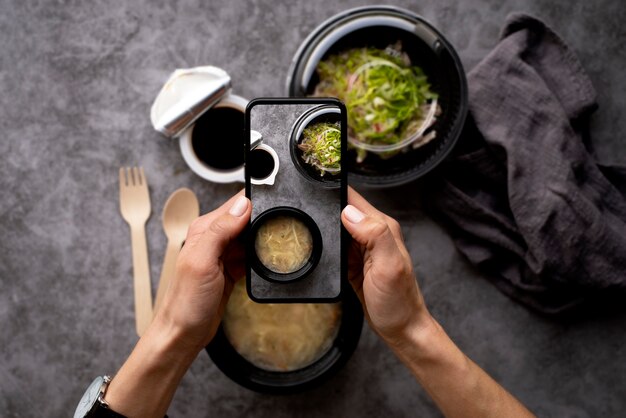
[150,66,232,138]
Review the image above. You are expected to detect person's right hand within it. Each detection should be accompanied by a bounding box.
[342,188,536,418]
[341,187,432,348]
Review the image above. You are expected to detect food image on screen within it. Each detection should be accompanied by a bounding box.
[222,280,342,372]
[299,121,341,176]
[312,42,440,161]
[254,215,314,274]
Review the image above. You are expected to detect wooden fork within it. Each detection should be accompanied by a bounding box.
[119,167,153,337]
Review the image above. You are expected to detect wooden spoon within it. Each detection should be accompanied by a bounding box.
[154,188,200,315]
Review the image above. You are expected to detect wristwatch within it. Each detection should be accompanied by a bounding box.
[74,376,126,418]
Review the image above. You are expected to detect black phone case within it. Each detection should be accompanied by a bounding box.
[245,97,348,303]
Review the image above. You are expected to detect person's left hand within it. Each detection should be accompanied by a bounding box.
[154,191,251,351]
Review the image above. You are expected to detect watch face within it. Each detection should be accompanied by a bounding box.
[74,376,104,418]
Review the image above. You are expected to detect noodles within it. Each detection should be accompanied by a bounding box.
[299,121,341,176]
[222,280,342,372]
[236,215,339,371]
[254,216,313,273]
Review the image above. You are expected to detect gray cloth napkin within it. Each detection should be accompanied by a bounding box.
[427,13,626,314]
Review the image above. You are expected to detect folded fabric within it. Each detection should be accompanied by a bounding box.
[426,13,626,314]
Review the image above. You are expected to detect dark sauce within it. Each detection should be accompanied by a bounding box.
[192,107,244,170]
[248,149,275,180]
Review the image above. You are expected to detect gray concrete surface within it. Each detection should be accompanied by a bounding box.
[1,0,625,417]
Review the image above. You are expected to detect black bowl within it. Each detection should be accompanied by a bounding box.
[206,287,364,394]
[249,206,323,283]
[290,105,342,189]
[286,6,468,187]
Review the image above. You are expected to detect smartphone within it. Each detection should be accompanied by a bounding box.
[245,98,347,302]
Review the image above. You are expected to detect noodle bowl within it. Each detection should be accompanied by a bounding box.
[223,280,342,372]
[254,216,313,274]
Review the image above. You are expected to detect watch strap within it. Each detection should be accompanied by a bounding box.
[90,403,127,418]
[89,376,126,418]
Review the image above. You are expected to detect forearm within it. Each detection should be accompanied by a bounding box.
[104,316,201,418]
[389,316,534,418]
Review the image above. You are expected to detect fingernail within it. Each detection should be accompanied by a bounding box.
[229,196,248,217]
[344,205,364,223]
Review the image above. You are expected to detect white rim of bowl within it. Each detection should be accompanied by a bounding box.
[251,143,280,185]
[179,94,249,183]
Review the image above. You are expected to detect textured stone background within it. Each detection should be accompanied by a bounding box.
[1,0,625,417]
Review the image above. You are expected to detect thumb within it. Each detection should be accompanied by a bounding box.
[341,205,399,258]
[189,195,251,262]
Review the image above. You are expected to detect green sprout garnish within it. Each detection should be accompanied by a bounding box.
[312,43,438,161]
[298,122,341,176]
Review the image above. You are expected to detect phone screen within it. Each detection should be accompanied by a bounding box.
[245,98,347,302]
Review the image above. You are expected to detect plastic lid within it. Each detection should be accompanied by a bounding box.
[150,66,231,138]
